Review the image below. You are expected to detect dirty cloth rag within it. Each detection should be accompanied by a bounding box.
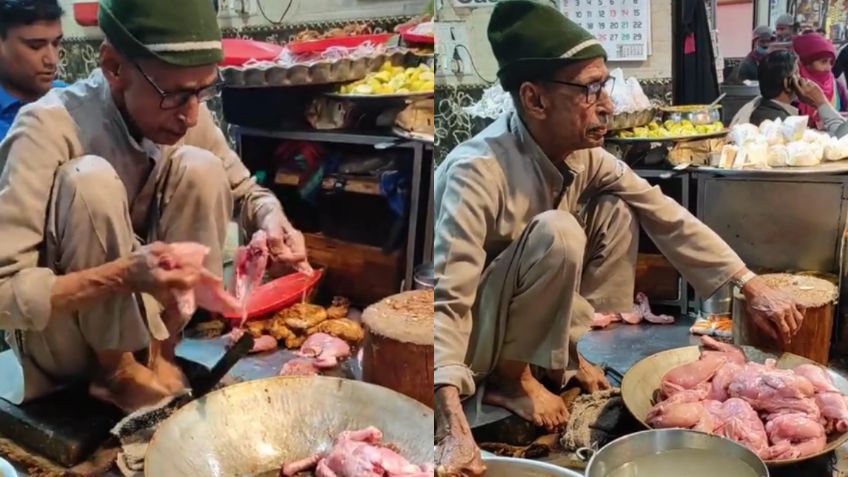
[111,390,193,477]
[560,388,624,452]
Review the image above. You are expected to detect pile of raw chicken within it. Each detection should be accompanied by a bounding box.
[648,336,848,460]
[280,427,433,477]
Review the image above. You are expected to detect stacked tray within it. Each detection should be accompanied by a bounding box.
[221,50,429,88]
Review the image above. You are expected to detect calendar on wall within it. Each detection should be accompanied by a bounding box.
[559,0,651,61]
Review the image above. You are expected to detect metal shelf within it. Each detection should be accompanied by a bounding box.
[232,126,419,148]
[236,125,429,294]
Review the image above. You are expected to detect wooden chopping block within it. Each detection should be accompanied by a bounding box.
[732,273,837,364]
[361,289,433,408]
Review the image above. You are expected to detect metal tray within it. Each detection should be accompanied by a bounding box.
[621,345,848,467]
[326,91,433,101]
[605,130,728,144]
[392,126,434,144]
[693,159,848,176]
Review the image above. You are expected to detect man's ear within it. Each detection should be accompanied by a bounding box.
[519,82,548,120]
[99,42,126,89]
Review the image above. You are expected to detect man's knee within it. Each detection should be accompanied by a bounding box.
[55,155,127,216]
[529,210,587,260]
[170,146,228,198]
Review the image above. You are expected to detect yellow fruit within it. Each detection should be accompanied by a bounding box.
[374,71,391,82]
[419,81,434,91]
[352,84,373,94]
[419,71,435,82]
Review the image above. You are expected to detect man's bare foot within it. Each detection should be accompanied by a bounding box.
[148,339,189,394]
[149,356,189,394]
[89,354,171,413]
[482,362,569,431]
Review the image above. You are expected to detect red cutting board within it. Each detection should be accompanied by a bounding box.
[223,269,323,322]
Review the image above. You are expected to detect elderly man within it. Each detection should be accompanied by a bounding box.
[0,0,65,140]
[0,0,310,413]
[434,2,802,475]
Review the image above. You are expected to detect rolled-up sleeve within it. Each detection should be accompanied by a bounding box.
[0,106,69,331]
[434,157,498,397]
[188,105,288,235]
[590,151,745,298]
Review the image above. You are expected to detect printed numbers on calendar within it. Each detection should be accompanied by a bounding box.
[621,21,628,29]
[610,21,619,28]
[618,43,644,58]
[633,32,642,40]
[622,33,631,41]
[576,11,582,17]
[599,10,605,17]
[634,8,640,15]
[587,10,592,17]
[597,0,603,6]
[599,21,606,28]
[621,8,628,16]
[610,33,618,41]
[634,21,642,29]
[587,22,594,29]
[610,9,616,17]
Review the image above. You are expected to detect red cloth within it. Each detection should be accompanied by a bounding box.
[684,33,696,54]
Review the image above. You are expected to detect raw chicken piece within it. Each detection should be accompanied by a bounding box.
[633,292,675,324]
[231,231,269,324]
[647,399,716,432]
[699,336,747,366]
[298,333,351,368]
[729,363,820,421]
[764,414,827,460]
[280,357,320,377]
[660,353,726,399]
[280,426,432,477]
[815,392,848,433]
[591,313,620,329]
[712,398,770,458]
[708,362,744,401]
[161,243,244,318]
[794,364,840,394]
[226,328,278,354]
[591,293,675,329]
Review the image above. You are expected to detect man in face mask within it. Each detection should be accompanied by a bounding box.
[733,25,775,82]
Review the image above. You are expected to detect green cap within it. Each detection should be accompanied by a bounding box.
[98,0,224,67]
[487,0,607,86]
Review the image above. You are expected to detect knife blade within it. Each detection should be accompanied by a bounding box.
[190,333,254,399]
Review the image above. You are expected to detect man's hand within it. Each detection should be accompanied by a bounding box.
[742,275,803,344]
[793,76,828,108]
[260,215,313,275]
[574,354,611,393]
[435,386,486,477]
[124,242,202,304]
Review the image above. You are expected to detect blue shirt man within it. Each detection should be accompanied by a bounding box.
[0,80,65,140]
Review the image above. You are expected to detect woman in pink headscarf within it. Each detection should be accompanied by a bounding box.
[793,32,848,127]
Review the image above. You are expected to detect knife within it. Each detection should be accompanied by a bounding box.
[190,333,254,399]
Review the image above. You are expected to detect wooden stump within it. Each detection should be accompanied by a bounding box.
[361,289,434,408]
[733,273,837,364]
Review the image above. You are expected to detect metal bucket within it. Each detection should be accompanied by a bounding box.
[413,262,433,289]
[699,284,732,315]
[482,455,583,477]
[584,429,768,477]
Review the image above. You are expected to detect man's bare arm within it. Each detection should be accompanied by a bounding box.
[50,258,131,315]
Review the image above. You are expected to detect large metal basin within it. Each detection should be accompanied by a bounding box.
[585,429,768,477]
[483,455,583,477]
[144,376,433,477]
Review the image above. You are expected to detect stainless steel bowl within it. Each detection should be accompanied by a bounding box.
[661,105,722,125]
[585,429,768,477]
[483,455,583,477]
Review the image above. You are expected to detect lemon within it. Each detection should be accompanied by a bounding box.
[374,71,391,82]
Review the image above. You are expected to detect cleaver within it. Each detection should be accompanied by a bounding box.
[188,333,254,400]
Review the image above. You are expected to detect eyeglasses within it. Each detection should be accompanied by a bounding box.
[544,77,615,104]
[132,62,222,110]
